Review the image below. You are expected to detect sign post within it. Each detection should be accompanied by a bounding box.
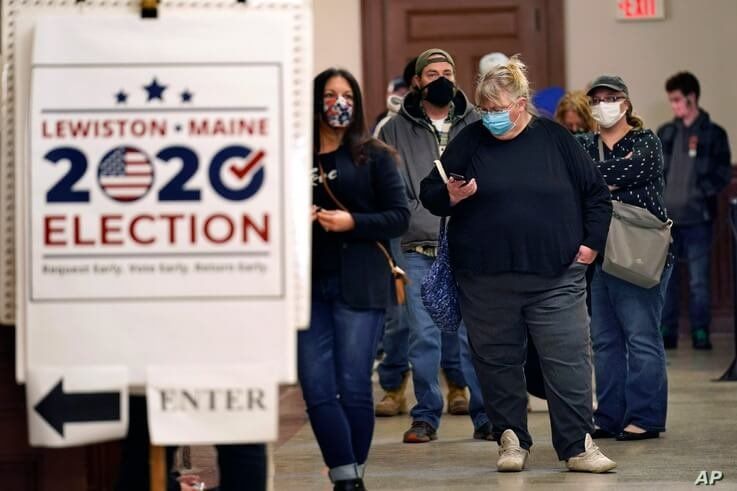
[150,445,167,491]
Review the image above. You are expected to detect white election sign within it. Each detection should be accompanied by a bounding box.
[19,8,312,447]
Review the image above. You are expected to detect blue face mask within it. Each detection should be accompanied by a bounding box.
[482,110,515,136]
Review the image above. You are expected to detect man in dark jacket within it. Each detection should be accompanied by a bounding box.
[378,48,490,443]
[659,71,732,350]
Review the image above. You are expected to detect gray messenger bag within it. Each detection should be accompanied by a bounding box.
[598,138,672,288]
[602,200,672,288]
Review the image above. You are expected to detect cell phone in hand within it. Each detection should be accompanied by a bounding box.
[449,173,468,186]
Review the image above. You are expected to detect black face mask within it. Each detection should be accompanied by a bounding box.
[421,77,456,107]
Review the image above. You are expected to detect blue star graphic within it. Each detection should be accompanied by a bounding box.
[181,90,193,103]
[115,90,128,104]
[143,77,167,101]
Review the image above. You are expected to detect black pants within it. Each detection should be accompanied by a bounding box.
[456,262,594,460]
[116,396,267,491]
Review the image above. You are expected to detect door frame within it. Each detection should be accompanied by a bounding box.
[360,0,566,122]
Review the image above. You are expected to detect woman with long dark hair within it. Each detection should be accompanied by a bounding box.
[298,68,409,490]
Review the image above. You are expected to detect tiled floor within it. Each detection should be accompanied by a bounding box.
[188,331,737,490]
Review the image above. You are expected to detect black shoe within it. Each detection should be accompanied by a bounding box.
[616,430,660,441]
[403,421,438,443]
[662,335,678,349]
[591,428,616,439]
[473,422,495,441]
[333,478,366,490]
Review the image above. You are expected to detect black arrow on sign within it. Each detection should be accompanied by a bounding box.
[34,379,121,438]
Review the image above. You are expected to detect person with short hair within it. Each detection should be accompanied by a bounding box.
[478,51,509,76]
[658,71,732,350]
[420,56,615,473]
[372,70,410,135]
[378,48,490,443]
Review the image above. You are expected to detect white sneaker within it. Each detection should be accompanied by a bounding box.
[497,429,529,472]
[566,433,617,473]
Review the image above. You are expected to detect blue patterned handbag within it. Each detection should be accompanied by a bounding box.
[421,216,462,333]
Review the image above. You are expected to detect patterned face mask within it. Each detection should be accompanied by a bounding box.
[324,95,354,128]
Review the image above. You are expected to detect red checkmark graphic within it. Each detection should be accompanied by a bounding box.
[229,150,265,180]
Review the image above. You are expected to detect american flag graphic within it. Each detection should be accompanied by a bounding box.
[97,146,154,202]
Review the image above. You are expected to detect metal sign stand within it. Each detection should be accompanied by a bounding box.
[716,197,737,382]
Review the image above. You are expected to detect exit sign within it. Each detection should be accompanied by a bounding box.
[617,0,666,21]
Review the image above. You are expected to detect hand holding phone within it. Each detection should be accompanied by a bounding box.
[449,172,466,182]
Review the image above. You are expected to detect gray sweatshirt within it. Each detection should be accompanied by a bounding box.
[378,88,478,250]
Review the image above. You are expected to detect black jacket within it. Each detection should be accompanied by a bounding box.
[313,144,410,309]
[658,110,732,221]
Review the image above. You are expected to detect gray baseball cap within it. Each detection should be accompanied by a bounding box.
[587,75,629,96]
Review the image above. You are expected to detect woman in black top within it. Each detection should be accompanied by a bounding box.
[420,56,615,473]
[577,75,673,442]
[300,68,409,491]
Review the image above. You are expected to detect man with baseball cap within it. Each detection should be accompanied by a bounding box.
[378,48,490,444]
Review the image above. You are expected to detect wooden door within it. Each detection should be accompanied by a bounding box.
[361,0,565,121]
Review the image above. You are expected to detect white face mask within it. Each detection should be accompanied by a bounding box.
[591,101,626,128]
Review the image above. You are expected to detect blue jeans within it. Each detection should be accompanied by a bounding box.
[662,223,713,336]
[403,251,487,430]
[377,301,410,389]
[298,275,384,469]
[377,254,466,391]
[591,263,673,434]
[377,306,468,390]
[441,331,467,387]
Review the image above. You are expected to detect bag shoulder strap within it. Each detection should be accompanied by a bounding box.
[434,159,449,183]
[597,136,605,162]
[317,161,400,271]
[433,160,452,224]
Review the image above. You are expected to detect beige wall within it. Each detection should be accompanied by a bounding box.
[565,0,737,144]
[313,0,362,82]
[312,0,737,148]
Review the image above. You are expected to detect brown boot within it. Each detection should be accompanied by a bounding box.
[375,372,410,417]
[445,378,469,415]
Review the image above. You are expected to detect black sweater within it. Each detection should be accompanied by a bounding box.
[312,144,410,308]
[419,118,612,277]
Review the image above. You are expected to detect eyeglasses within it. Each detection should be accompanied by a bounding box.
[475,102,515,116]
[588,95,626,106]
